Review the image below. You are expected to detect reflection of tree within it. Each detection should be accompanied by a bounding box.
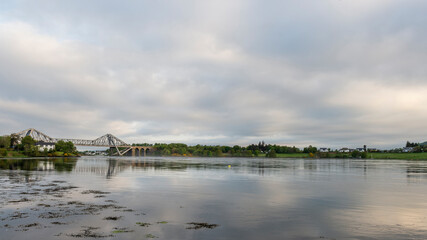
[0,158,77,172]
[406,164,427,179]
[0,159,40,170]
[53,158,78,172]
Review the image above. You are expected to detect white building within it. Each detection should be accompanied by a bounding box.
[319,148,329,153]
[402,147,414,153]
[339,148,351,153]
[35,141,55,151]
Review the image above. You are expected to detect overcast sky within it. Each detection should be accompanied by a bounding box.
[1,0,426,148]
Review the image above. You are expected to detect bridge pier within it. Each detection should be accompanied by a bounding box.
[130,147,152,157]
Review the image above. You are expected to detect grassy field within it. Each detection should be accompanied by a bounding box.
[368,152,427,160]
[275,153,311,158]
[258,153,311,158]
[258,152,427,160]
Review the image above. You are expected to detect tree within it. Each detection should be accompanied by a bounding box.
[161,149,171,156]
[21,136,36,146]
[303,145,318,153]
[266,149,277,158]
[406,141,419,147]
[243,150,253,157]
[0,136,11,148]
[0,148,7,157]
[9,134,20,148]
[258,141,267,153]
[16,136,38,156]
[16,136,36,151]
[351,150,367,158]
[214,148,223,157]
[55,140,76,154]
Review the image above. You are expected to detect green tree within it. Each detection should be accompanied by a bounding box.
[303,145,318,154]
[0,148,7,157]
[10,134,20,148]
[55,140,76,154]
[266,149,277,158]
[0,136,11,148]
[16,136,38,156]
[161,149,171,156]
[21,136,36,146]
[243,150,253,157]
[214,148,223,157]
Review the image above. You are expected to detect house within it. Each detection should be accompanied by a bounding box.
[339,148,351,153]
[35,141,55,151]
[356,148,365,152]
[319,148,329,153]
[402,147,414,153]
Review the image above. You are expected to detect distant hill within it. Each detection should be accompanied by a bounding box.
[420,142,427,146]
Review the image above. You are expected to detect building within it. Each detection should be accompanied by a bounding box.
[35,141,55,151]
[319,148,329,153]
[339,148,351,153]
[402,147,414,153]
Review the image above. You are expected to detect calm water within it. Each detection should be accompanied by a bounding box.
[1,157,427,239]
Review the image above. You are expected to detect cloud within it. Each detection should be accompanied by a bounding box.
[1,0,427,148]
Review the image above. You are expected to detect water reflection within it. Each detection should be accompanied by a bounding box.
[4,157,427,181]
[2,157,427,239]
[0,158,77,172]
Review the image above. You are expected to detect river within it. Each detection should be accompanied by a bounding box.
[1,157,427,239]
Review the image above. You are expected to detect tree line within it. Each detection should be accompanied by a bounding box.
[132,141,319,158]
[0,135,77,157]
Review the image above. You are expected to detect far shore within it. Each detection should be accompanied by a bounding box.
[2,152,427,160]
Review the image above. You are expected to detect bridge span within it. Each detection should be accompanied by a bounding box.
[13,128,152,156]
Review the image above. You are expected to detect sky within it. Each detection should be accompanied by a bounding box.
[0,0,426,149]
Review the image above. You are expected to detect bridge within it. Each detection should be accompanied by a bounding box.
[13,128,152,156]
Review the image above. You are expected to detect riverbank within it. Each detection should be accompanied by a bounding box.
[368,152,427,160]
[0,150,79,158]
[3,152,427,160]
[258,152,427,160]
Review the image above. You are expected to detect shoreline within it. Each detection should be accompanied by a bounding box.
[2,153,427,160]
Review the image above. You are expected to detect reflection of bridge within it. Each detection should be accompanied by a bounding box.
[14,128,153,156]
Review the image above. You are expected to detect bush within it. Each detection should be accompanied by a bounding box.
[54,151,64,157]
[266,150,277,158]
[243,150,253,157]
[352,150,367,158]
[0,148,7,157]
[0,136,11,148]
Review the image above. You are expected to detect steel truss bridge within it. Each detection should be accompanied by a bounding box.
[13,128,152,156]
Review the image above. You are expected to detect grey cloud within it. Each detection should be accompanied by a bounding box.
[1,0,427,148]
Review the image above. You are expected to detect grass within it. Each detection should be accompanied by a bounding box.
[136,222,151,227]
[368,152,427,160]
[145,234,158,238]
[276,153,311,158]
[258,153,310,158]
[259,152,427,160]
[0,151,27,158]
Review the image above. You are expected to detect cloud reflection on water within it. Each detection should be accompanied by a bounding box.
[2,157,427,239]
